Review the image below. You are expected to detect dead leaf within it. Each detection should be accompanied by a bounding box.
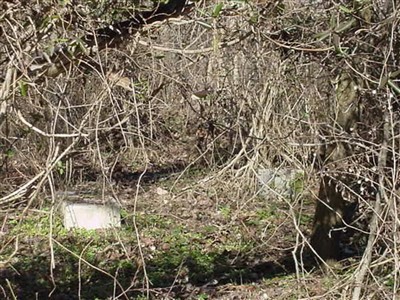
[156,187,169,195]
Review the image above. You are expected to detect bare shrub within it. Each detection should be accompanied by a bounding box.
[1,0,399,298]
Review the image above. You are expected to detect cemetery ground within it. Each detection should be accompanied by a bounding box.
[0,168,358,299]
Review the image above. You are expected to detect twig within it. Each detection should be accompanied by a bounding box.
[0,171,45,205]
[351,102,390,300]
[16,110,88,138]
[5,279,17,300]
[137,31,253,54]
[264,34,333,52]
[52,239,129,300]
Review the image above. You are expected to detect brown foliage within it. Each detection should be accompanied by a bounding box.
[1,0,400,297]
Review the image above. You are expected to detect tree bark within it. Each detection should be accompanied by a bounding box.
[311,176,346,260]
[311,73,359,261]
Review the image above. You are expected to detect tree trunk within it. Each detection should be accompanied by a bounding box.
[311,73,359,261]
[311,176,346,260]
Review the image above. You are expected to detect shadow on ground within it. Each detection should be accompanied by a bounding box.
[111,161,189,186]
[0,245,317,299]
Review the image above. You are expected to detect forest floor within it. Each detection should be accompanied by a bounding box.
[0,167,360,300]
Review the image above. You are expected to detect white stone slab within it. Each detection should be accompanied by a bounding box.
[258,168,304,198]
[58,191,121,230]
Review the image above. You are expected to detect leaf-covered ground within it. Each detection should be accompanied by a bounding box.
[0,169,362,300]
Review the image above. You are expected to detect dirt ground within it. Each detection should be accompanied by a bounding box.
[0,167,365,300]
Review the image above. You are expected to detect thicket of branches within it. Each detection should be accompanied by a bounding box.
[1,0,399,298]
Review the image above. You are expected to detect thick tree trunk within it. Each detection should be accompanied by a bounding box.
[311,176,346,260]
[311,73,359,261]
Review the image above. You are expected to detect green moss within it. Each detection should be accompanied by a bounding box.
[1,203,278,298]
[290,172,304,195]
[218,205,231,219]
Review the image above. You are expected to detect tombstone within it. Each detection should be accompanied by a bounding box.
[57,190,121,230]
[258,167,304,199]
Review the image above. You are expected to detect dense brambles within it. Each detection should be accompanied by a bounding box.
[1,0,399,299]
